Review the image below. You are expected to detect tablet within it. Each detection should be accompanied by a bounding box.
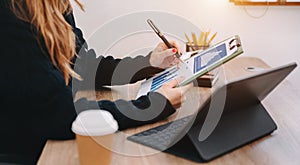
[136,35,243,98]
[129,62,297,162]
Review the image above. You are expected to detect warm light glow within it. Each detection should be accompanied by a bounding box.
[247,0,276,1]
[230,0,300,5]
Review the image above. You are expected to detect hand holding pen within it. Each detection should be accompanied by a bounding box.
[147,19,192,107]
[150,41,182,68]
[147,19,184,69]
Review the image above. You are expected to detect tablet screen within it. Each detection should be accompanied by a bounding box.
[136,35,243,98]
[194,43,227,73]
[150,67,178,91]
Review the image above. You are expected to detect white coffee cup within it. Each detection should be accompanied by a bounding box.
[72,110,118,165]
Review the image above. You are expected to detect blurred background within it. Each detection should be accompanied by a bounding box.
[71,0,300,90]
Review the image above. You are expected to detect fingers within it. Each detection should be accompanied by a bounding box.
[151,41,182,69]
[156,42,169,52]
[163,79,180,88]
[156,41,181,54]
[155,43,177,58]
[169,41,181,54]
[179,82,193,94]
[174,58,181,68]
[157,79,192,108]
[161,48,177,58]
[164,77,185,88]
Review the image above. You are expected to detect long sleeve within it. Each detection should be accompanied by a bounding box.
[75,92,176,131]
[0,6,77,162]
[64,12,177,130]
[64,13,163,87]
[98,92,176,130]
[0,3,175,164]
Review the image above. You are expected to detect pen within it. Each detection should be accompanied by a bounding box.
[147,19,184,63]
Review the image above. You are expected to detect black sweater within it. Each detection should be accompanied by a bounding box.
[0,2,175,164]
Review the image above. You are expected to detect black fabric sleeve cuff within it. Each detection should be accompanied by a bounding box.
[131,52,164,80]
[97,92,176,130]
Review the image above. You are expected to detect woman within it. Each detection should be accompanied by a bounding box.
[0,0,191,164]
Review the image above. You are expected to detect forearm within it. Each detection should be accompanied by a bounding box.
[95,53,163,86]
[66,12,163,87]
[74,49,163,88]
[97,92,176,130]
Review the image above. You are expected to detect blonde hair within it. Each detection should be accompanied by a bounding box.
[11,0,84,85]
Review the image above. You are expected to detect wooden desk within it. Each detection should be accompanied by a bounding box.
[38,57,300,165]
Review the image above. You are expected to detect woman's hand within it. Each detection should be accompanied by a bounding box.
[149,41,181,69]
[157,77,192,109]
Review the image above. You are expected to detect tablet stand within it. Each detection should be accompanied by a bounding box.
[164,101,277,162]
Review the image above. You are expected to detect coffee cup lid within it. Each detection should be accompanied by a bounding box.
[72,110,119,136]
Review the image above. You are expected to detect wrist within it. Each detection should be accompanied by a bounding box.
[147,51,156,68]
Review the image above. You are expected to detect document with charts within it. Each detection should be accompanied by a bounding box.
[136,35,243,98]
